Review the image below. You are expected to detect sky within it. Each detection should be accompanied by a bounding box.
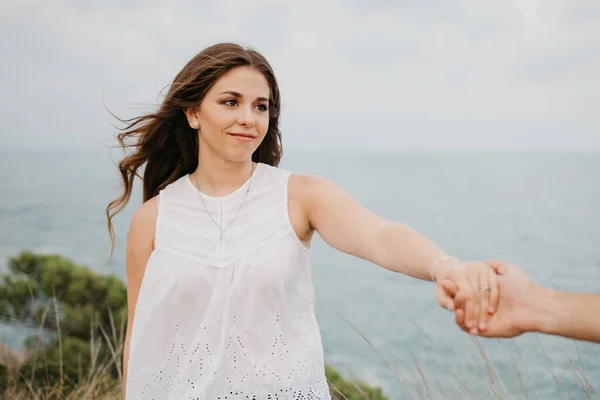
[1,0,599,151]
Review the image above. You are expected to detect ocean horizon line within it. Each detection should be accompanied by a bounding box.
[1,145,599,156]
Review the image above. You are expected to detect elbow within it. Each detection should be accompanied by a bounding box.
[370,222,399,271]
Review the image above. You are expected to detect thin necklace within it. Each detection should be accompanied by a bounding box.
[193,163,256,253]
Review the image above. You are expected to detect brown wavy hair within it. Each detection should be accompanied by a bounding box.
[105,42,283,255]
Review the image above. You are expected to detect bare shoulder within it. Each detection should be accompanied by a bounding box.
[287,173,355,231]
[288,172,332,187]
[125,196,158,302]
[127,196,158,256]
[129,196,158,238]
[286,173,336,246]
[288,173,338,200]
[288,173,323,212]
[288,173,348,210]
[287,173,311,196]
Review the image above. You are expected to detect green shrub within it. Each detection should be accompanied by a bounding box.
[326,364,388,400]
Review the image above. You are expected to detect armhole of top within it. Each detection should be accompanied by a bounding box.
[153,191,162,250]
[282,170,311,252]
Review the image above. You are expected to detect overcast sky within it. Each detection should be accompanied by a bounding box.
[1,0,599,151]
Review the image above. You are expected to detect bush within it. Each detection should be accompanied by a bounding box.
[326,364,388,400]
[0,251,126,391]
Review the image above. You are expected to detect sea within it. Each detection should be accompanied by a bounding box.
[0,148,598,399]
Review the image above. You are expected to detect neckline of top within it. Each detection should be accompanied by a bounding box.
[185,162,263,201]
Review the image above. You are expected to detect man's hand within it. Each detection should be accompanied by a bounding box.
[439,261,537,338]
[434,260,501,334]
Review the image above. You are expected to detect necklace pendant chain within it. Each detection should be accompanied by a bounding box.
[194,164,256,253]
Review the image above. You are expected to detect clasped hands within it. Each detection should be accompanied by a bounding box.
[432,258,503,335]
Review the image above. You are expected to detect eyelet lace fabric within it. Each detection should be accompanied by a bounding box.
[126,163,331,399]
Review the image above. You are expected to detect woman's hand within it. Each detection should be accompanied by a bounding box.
[434,260,500,334]
[440,261,536,338]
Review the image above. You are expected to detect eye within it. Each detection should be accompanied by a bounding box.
[256,104,268,112]
[223,99,238,107]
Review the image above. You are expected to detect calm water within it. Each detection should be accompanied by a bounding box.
[0,148,599,399]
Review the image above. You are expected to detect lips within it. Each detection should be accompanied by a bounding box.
[227,132,256,143]
[227,132,257,140]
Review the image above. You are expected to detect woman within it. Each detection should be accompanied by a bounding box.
[106,42,500,399]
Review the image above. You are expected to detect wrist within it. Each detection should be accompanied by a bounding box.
[430,256,463,282]
[520,284,555,334]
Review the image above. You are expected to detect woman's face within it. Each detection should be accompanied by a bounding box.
[187,66,271,163]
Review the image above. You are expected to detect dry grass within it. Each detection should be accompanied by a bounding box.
[3,381,122,400]
[336,313,599,400]
[1,337,123,400]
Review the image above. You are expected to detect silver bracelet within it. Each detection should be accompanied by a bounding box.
[430,256,461,282]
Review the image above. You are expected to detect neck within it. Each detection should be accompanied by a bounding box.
[192,152,255,197]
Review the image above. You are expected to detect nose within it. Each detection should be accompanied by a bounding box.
[237,105,256,127]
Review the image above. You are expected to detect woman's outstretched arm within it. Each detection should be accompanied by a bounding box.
[294,173,500,334]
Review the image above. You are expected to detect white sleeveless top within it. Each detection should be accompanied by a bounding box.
[125,163,331,400]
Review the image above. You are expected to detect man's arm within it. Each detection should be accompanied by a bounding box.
[443,262,600,344]
[526,286,600,344]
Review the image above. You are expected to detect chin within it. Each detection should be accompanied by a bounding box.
[225,150,256,164]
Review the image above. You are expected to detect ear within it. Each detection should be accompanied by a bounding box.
[184,106,200,129]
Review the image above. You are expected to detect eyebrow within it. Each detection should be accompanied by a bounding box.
[219,90,269,102]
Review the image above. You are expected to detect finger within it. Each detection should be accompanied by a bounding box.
[484,260,509,275]
[454,289,469,312]
[466,271,480,335]
[479,270,490,331]
[439,279,458,296]
[456,275,475,331]
[455,308,467,331]
[436,283,455,310]
[438,280,458,310]
[488,267,500,314]
[445,281,460,312]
